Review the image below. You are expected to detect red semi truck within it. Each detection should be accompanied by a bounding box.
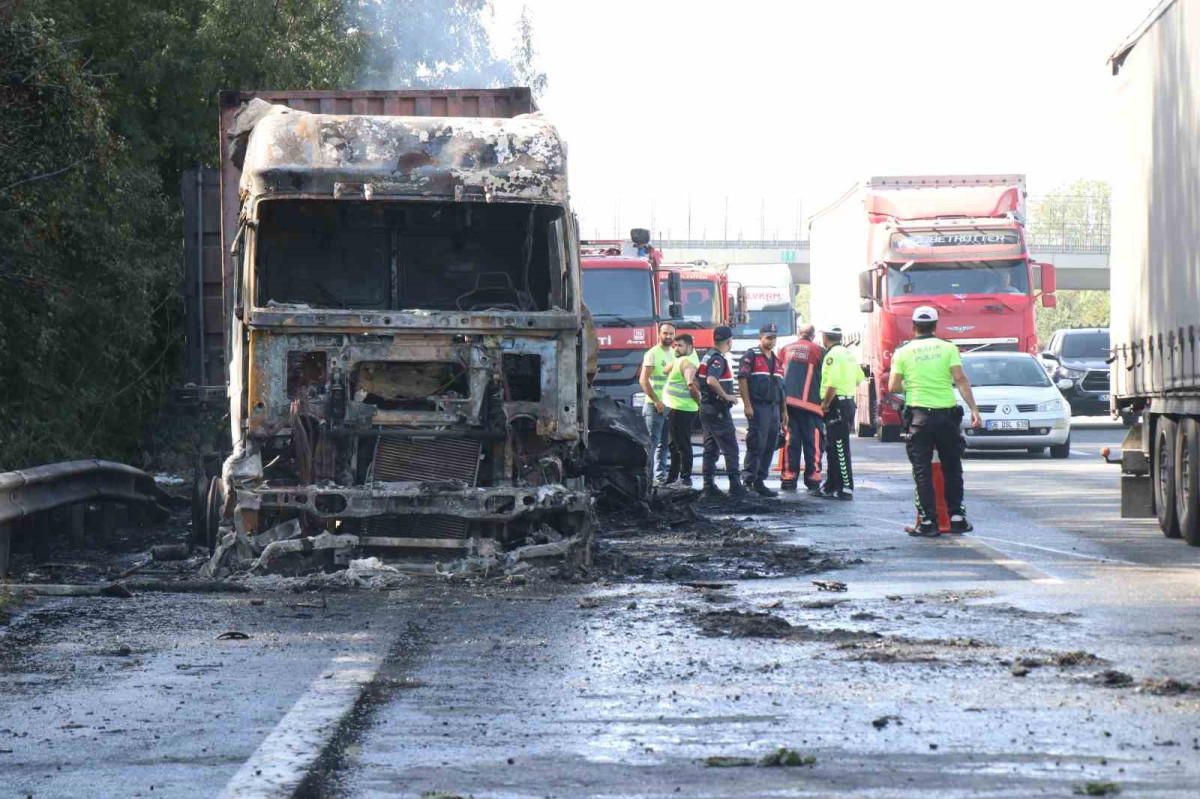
[809,175,1058,442]
[580,233,682,407]
[656,262,733,353]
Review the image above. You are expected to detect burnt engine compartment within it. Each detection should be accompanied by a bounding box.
[235,329,588,548]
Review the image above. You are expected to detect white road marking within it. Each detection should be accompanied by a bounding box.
[855,514,1062,583]
[220,650,383,798]
[970,535,1139,566]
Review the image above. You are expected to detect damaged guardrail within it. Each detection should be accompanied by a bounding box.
[0,460,163,577]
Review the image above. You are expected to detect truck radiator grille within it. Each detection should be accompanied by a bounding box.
[1082,371,1110,391]
[364,437,481,539]
[364,515,472,540]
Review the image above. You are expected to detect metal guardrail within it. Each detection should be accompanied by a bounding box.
[0,460,162,577]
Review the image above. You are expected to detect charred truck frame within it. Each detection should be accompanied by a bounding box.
[200,89,597,559]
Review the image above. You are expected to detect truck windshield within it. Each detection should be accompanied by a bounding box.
[254,200,564,312]
[731,305,794,338]
[887,259,1029,297]
[961,355,1051,387]
[1062,331,1109,359]
[582,269,654,322]
[659,279,719,325]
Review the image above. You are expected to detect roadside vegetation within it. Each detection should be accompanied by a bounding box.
[0,0,544,472]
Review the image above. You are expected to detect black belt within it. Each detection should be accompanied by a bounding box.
[909,406,956,414]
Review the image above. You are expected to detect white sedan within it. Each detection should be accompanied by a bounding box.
[956,352,1072,457]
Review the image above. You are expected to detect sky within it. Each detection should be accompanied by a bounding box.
[489,0,1163,242]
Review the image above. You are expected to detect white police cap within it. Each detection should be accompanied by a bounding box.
[912,306,939,323]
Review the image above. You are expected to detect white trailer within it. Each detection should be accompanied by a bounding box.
[1109,0,1200,545]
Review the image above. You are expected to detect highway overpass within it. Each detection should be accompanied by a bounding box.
[656,240,1110,290]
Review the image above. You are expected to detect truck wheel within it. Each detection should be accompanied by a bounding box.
[1154,417,1182,539]
[1050,438,1070,459]
[1174,418,1200,546]
[880,424,902,443]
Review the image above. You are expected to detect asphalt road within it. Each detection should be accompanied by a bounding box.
[3,416,1199,797]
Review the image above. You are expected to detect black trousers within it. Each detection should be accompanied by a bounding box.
[700,403,740,482]
[742,400,781,482]
[905,407,966,520]
[783,409,824,487]
[822,398,856,493]
[666,407,696,480]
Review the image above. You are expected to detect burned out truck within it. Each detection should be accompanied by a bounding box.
[190,89,631,565]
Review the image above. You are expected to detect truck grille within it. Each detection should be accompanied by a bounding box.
[1082,371,1110,391]
[364,437,481,539]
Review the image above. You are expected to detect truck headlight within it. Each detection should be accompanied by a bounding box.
[1059,367,1086,380]
[1038,399,1064,412]
[632,392,646,408]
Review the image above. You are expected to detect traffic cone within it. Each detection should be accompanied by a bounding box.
[913,451,952,533]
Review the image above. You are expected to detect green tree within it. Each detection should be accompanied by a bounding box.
[1035,290,1110,345]
[0,16,178,467]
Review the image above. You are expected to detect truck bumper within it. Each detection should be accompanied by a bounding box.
[235,482,592,523]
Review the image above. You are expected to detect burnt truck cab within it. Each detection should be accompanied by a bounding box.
[216,99,592,554]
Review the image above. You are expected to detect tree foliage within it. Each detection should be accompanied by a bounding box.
[0,0,544,470]
[1035,290,1110,346]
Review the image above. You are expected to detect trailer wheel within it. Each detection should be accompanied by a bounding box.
[1174,418,1200,545]
[1154,417,1182,539]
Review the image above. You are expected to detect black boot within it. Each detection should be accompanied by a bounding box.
[729,477,748,498]
[779,480,797,492]
[752,480,778,498]
[908,518,940,537]
[702,480,725,499]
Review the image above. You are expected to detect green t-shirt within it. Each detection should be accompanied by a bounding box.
[892,337,962,408]
[642,345,676,396]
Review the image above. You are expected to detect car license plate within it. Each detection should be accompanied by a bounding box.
[986,419,1030,431]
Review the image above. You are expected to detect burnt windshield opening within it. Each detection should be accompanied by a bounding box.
[886,259,1029,297]
[255,200,565,312]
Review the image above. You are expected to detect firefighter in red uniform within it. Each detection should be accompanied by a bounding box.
[777,323,825,493]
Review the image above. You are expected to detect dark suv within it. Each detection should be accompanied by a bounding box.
[1040,328,1110,416]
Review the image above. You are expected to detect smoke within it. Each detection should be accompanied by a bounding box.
[348,0,545,94]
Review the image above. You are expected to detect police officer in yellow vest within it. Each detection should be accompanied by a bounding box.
[888,306,983,536]
[661,334,701,486]
[818,324,866,500]
[638,322,676,482]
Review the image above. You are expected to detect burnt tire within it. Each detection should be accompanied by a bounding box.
[190,461,209,550]
[204,477,223,552]
[1174,417,1200,546]
[1155,417,1182,539]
